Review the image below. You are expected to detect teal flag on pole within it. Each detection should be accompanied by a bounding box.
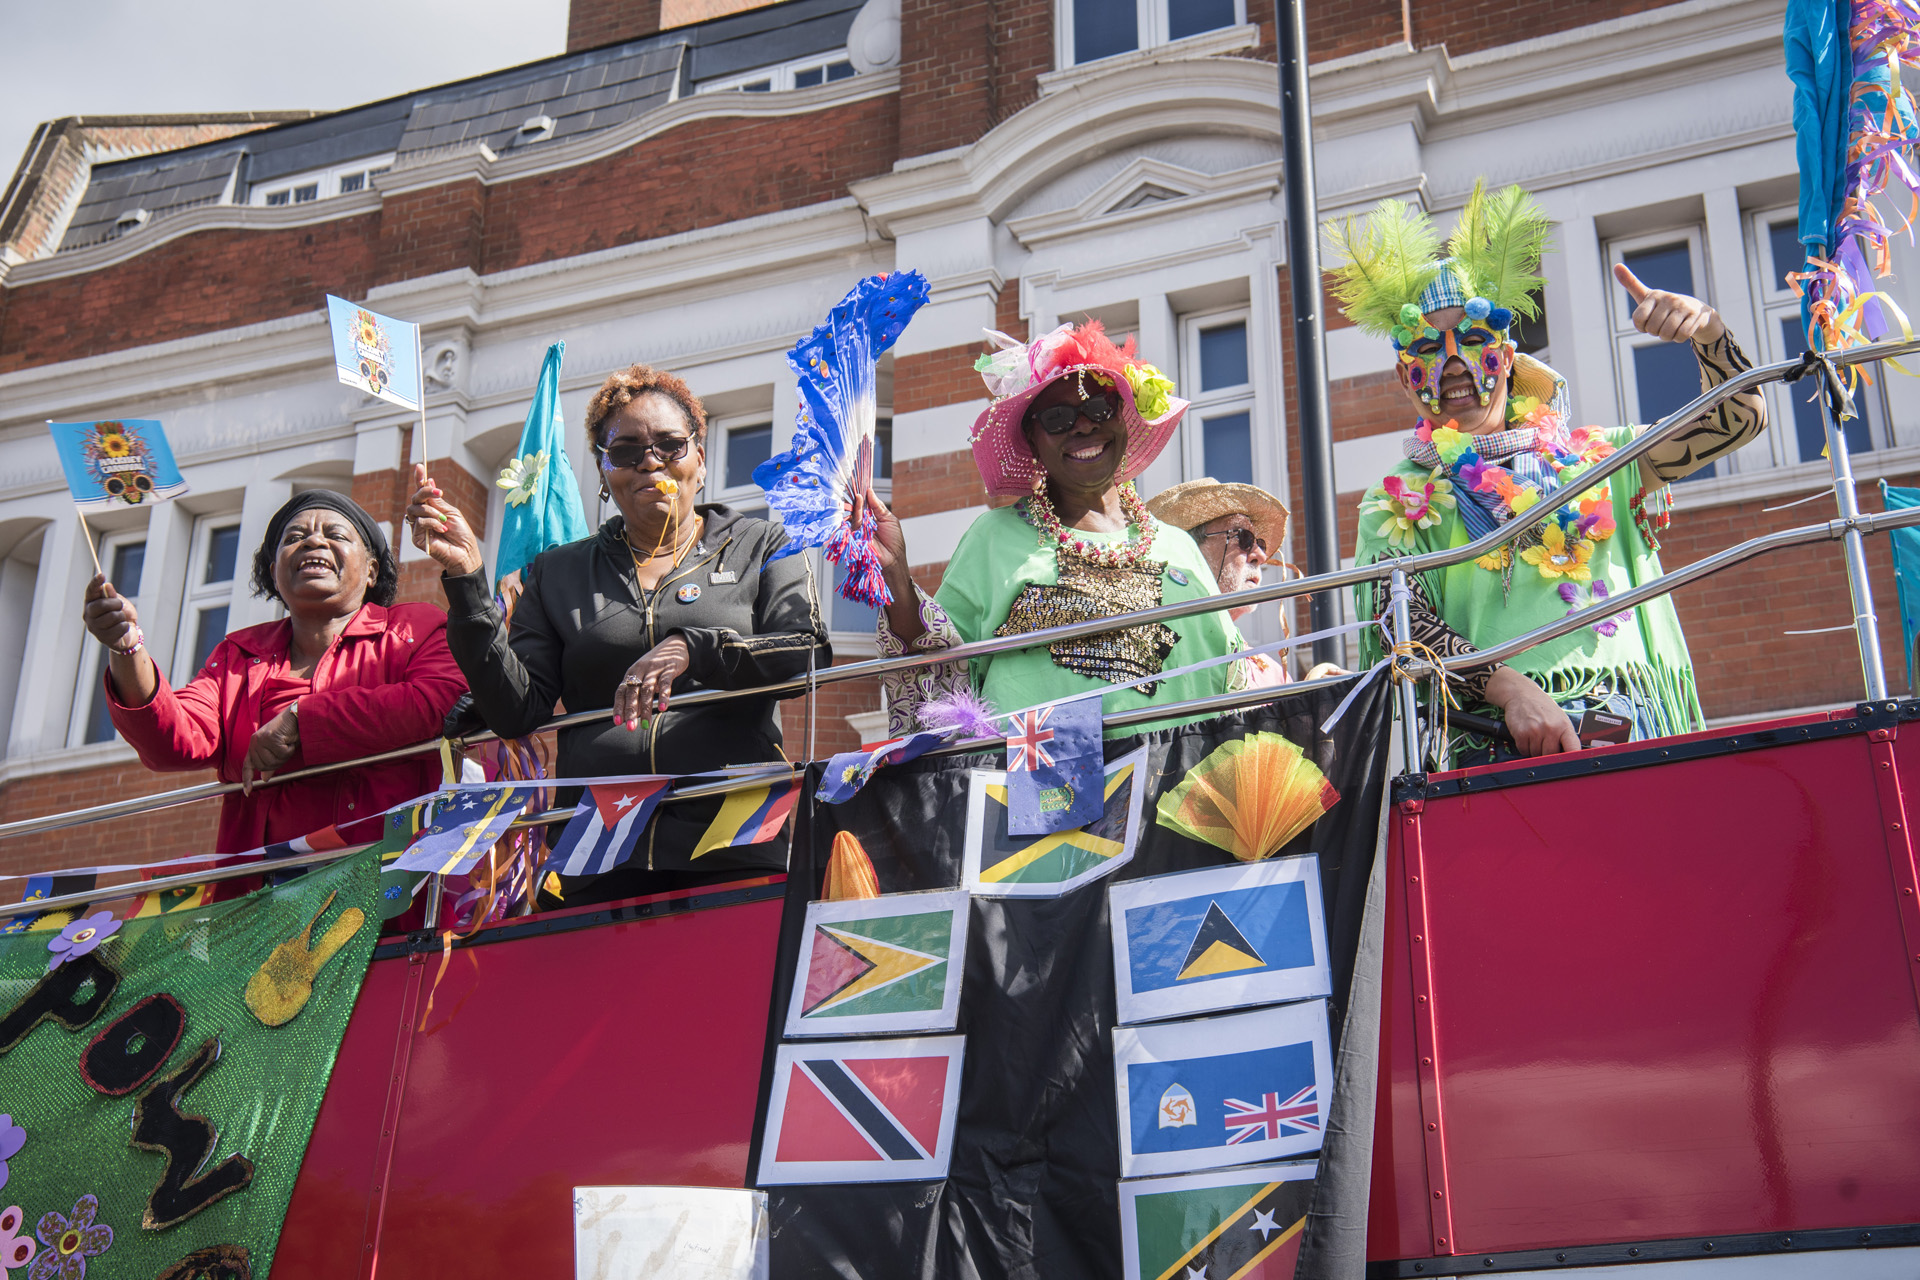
[494,341,589,588]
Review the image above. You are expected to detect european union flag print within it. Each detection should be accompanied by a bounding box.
[1109,857,1330,1023]
[1113,1001,1332,1176]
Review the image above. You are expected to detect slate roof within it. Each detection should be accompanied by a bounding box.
[56,0,864,252]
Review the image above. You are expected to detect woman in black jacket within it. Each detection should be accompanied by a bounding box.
[406,363,829,901]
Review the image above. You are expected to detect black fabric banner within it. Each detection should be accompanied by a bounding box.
[750,677,1393,1279]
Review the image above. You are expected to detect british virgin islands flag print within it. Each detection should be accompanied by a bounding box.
[1114,1002,1333,1177]
[1109,857,1330,1024]
[783,890,969,1037]
[758,1035,965,1184]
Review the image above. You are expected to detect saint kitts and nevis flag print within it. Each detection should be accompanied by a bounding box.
[750,679,1394,1280]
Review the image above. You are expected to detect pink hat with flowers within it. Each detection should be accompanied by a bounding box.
[967,321,1189,498]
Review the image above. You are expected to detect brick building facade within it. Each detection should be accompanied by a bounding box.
[0,0,1908,875]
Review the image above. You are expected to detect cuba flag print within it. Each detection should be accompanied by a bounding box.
[1113,1001,1333,1177]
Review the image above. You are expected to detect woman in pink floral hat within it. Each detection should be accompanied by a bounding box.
[868,321,1245,735]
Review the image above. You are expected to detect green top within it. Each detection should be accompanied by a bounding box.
[1352,426,1702,736]
[935,501,1242,732]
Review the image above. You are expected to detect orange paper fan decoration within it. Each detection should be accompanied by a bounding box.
[822,830,880,900]
[1155,733,1339,862]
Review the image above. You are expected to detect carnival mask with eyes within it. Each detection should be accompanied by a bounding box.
[1398,324,1514,413]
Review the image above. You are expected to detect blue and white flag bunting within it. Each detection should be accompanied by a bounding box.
[1004,694,1103,836]
[1113,1000,1333,1177]
[390,785,533,875]
[326,295,423,412]
[544,776,670,878]
[818,732,947,804]
[47,420,188,511]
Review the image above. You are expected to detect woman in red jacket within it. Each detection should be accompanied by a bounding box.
[81,491,467,855]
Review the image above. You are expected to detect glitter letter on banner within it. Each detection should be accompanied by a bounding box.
[1113,1000,1333,1177]
[1118,1160,1318,1280]
[758,1035,965,1185]
[962,745,1147,898]
[784,890,970,1038]
[1108,856,1331,1025]
[1004,696,1104,836]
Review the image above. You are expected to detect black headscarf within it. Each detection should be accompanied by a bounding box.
[250,490,399,607]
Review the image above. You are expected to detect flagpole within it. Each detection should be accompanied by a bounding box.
[76,510,102,578]
[413,326,431,545]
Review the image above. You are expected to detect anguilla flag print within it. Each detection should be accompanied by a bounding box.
[546,776,669,877]
[757,1034,965,1185]
[1113,1001,1333,1176]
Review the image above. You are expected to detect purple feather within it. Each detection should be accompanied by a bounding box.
[918,686,1002,740]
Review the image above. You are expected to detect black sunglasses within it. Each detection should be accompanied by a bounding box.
[601,435,694,469]
[1028,393,1119,436]
[1203,527,1267,555]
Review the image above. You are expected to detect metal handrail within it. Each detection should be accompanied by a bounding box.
[2,336,1914,845]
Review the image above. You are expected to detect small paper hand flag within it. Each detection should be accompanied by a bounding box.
[755,270,930,607]
[1155,733,1339,862]
[48,420,187,510]
[325,295,423,412]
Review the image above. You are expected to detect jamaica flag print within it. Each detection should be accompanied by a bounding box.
[751,678,1393,1279]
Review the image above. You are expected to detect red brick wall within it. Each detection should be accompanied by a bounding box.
[568,0,662,50]
[0,761,220,881]
[1,99,899,375]
[1411,0,1672,56]
[896,341,988,414]
[893,450,991,518]
[1663,480,1913,719]
[778,667,882,757]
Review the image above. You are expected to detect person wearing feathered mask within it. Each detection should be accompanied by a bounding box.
[865,321,1246,736]
[1328,181,1766,760]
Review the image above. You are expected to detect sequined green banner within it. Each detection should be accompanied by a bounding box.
[0,851,380,1280]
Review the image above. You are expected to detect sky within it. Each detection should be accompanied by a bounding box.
[1,0,571,191]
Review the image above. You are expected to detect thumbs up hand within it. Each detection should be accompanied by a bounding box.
[1614,262,1724,345]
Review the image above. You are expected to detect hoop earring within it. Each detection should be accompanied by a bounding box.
[599,482,610,502]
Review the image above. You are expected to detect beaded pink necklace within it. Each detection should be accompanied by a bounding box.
[1026,478,1159,568]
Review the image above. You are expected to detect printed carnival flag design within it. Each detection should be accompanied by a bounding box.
[1119,1161,1318,1280]
[758,1035,965,1184]
[1109,857,1331,1024]
[390,786,532,876]
[546,776,671,877]
[48,420,188,511]
[784,890,970,1037]
[1114,1001,1333,1177]
[962,745,1148,898]
[325,295,423,412]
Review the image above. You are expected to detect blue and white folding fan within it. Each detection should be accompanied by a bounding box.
[755,270,931,607]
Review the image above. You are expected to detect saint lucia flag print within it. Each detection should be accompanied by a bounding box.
[1113,1001,1333,1177]
[1109,856,1330,1024]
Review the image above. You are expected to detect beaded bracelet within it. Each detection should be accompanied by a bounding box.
[110,625,145,658]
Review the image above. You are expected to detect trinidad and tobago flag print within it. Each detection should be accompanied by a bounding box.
[757,1034,966,1184]
[1118,1161,1318,1280]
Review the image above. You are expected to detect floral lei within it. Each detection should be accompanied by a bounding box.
[1360,397,1621,591]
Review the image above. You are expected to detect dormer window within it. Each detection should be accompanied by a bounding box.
[114,208,150,233]
[698,52,857,94]
[516,115,555,144]
[250,155,394,208]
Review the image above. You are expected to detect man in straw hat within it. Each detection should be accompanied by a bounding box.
[1327,180,1765,759]
[1146,478,1344,686]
